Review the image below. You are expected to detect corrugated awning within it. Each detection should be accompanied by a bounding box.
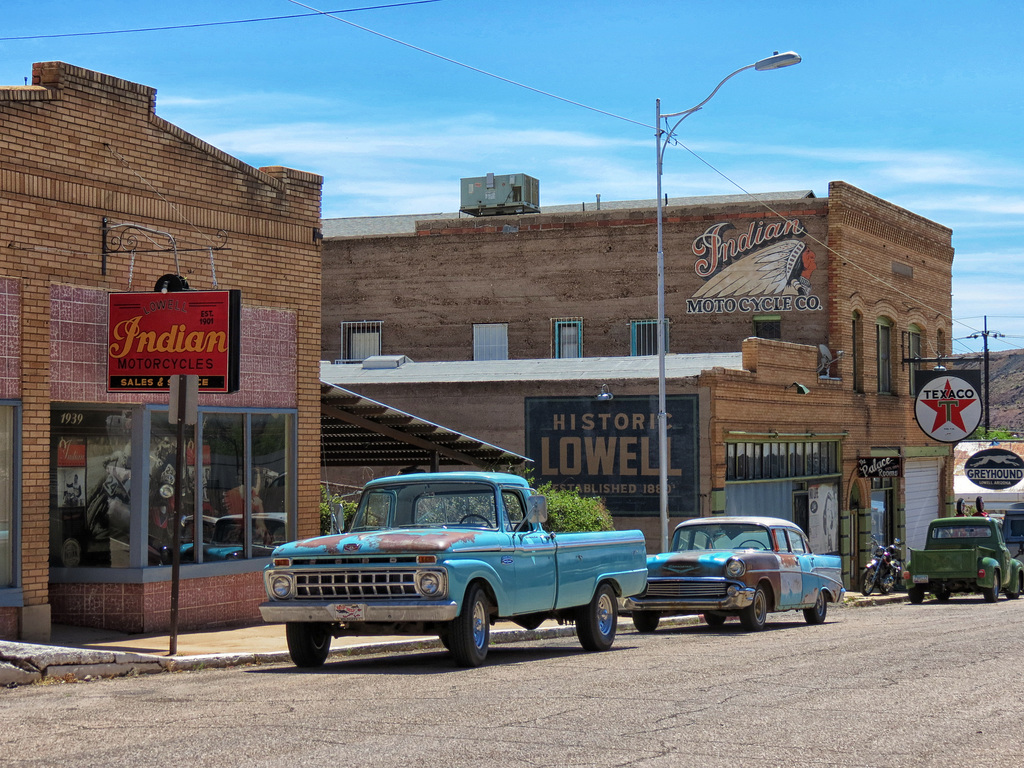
[320,382,530,470]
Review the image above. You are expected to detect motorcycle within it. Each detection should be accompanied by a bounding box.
[861,538,903,596]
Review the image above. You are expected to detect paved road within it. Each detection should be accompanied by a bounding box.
[2,598,1023,767]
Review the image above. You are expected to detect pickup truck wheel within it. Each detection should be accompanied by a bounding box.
[936,588,952,603]
[860,565,877,596]
[576,583,617,652]
[983,571,1000,603]
[739,585,768,631]
[907,586,925,604]
[449,584,491,667]
[631,610,660,633]
[803,590,827,625]
[1007,572,1023,600]
[285,622,332,668]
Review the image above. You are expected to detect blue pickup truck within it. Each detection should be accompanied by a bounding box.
[260,472,647,667]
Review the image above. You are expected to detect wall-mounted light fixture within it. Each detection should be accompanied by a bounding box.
[596,384,614,401]
[787,382,811,395]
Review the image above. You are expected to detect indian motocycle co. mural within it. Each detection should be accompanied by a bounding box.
[685,219,823,315]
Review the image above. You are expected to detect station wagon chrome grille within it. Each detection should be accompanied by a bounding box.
[644,578,727,600]
[295,570,419,599]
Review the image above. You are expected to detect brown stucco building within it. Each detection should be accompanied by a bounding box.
[320,181,957,587]
[0,62,322,641]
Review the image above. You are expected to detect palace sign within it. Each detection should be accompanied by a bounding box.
[913,369,982,443]
[107,290,241,393]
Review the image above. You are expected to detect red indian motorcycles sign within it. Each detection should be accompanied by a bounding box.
[686,219,823,315]
[107,290,241,393]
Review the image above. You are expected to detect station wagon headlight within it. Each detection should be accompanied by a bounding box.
[725,558,746,578]
[417,571,443,597]
[270,574,293,599]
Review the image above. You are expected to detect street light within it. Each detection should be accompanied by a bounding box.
[654,51,801,551]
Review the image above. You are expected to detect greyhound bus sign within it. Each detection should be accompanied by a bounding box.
[913,369,983,443]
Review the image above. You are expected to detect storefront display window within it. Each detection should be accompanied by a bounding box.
[870,477,894,545]
[51,405,295,569]
[1,405,15,587]
[50,407,135,568]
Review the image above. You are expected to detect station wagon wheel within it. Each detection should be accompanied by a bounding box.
[449,583,491,667]
[983,571,1000,603]
[803,590,827,625]
[703,612,727,627]
[739,585,768,631]
[907,585,925,604]
[576,583,617,652]
[631,610,660,633]
[285,622,332,668]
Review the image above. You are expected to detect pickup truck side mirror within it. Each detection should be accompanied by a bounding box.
[526,495,548,525]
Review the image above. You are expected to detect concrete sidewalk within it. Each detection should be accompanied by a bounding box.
[0,591,905,688]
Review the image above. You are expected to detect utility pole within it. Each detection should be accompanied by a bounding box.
[968,316,1004,434]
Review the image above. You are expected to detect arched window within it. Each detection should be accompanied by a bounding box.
[852,312,863,393]
[876,317,893,394]
[907,324,922,394]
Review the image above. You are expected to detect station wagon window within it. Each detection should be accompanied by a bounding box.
[789,530,808,553]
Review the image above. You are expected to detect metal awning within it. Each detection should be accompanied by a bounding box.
[320,382,530,470]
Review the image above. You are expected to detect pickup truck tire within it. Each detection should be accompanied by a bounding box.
[631,610,660,633]
[286,622,332,668]
[983,572,1000,603]
[1007,572,1022,599]
[703,612,727,627]
[576,583,617,652]
[449,584,491,667]
[907,585,925,604]
[803,590,827,625]
[936,588,952,602]
[739,585,768,631]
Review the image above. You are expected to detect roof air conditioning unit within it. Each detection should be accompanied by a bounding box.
[460,173,540,217]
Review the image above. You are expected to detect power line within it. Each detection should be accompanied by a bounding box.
[0,1,441,41]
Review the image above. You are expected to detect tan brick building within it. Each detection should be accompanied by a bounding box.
[320,182,957,587]
[0,62,322,641]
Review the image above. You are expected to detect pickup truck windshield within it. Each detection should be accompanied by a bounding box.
[673,523,772,552]
[350,482,499,530]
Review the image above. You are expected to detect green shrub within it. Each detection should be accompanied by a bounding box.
[320,484,357,535]
[535,482,615,533]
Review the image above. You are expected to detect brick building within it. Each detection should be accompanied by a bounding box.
[320,181,957,586]
[0,62,322,641]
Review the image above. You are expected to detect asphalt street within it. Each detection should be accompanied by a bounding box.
[2,597,1023,768]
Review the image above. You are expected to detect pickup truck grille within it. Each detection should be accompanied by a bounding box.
[644,578,727,600]
[295,570,419,599]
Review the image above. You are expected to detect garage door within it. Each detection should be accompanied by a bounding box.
[905,458,942,550]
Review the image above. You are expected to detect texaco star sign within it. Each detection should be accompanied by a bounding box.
[914,373,983,443]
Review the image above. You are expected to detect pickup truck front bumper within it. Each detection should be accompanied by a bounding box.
[260,600,459,624]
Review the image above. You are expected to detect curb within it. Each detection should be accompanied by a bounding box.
[4,603,894,688]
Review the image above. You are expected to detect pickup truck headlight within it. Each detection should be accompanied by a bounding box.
[270,574,293,599]
[416,571,444,597]
[725,558,746,578]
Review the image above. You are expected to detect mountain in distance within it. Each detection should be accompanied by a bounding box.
[953,348,1024,434]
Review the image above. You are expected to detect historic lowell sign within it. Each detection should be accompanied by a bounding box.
[524,395,698,516]
[107,290,241,393]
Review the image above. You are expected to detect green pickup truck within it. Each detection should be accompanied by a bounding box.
[903,516,1024,603]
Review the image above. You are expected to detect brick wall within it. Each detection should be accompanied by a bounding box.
[1,61,323,636]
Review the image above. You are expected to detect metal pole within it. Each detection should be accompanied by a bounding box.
[656,99,670,553]
[983,316,991,434]
[168,375,186,655]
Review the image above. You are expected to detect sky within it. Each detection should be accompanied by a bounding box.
[3,0,1023,355]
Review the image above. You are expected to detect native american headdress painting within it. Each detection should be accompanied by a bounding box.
[692,239,813,299]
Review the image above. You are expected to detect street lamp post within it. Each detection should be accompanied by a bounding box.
[654,51,801,551]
